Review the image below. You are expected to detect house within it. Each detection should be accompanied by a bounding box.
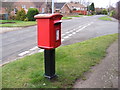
[54,3,66,13]
[41,2,87,15]
[95,8,104,15]
[61,2,87,15]
[1,0,45,15]
[1,0,46,19]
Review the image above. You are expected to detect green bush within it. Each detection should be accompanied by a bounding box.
[110,10,116,17]
[27,8,39,21]
[102,9,108,15]
[24,17,29,21]
[16,8,26,21]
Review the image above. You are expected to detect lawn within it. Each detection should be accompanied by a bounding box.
[99,16,112,21]
[2,34,118,88]
[69,15,83,17]
[62,17,72,20]
[62,15,93,20]
[0,20,37,27]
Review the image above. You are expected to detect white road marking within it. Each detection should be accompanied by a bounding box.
[72,32,76,34]
[17,22,94,57]
[62,22,94,40]
[63,36,69,39]
[63,28,77,35]
[68,34,73,37]
[18,51,30,57]
[62,39,64,42]
[65,31,71,34]
[62,34,65,36]
[30,46,38,51]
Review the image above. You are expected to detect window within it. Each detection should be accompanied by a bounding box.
[42,8,44,13]
[22,5,26,9]
[30,6,34,8]
[14,8,18,14]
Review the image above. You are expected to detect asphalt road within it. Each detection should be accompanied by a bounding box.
[1,15,118,65]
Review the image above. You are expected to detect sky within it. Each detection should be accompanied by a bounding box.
[56,0,119,8]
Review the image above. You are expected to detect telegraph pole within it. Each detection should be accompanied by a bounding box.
[108,0,111,15]
[52,0,54,14]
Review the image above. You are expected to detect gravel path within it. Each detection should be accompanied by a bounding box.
[73,40,118,88]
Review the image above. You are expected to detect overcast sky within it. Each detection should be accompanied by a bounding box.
[56,0,119,8]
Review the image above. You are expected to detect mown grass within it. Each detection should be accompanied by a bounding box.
[62,17,72,20]
[69,15,83,17]
[62,15,83,20]
[0,20,37,27]
[86,15,93,16]
[99,16,112,21]
[2,34,118,88]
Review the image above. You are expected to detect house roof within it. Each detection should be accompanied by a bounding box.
[66,2,86,10]
[54,3,66,9]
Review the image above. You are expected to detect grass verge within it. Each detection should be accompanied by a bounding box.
[0,20,37,27]
[2,34,118,88]
[62,17,72,20]
[69,15,83,17]
[62,15,83,20]
[86,15,93,16]
[99,16,112,21]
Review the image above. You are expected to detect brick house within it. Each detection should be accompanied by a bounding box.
[61,2,87,15]
[1,0,45,15]
[40,2,66,13]
[54,3,66,13]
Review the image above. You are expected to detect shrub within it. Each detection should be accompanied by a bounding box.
[102,9,108,15]
[110,10,116,17]
[24,17,29,21]
[9,15,16,20]
[73,8,77,11]
[16,8,26,21]
[27,8,39,21]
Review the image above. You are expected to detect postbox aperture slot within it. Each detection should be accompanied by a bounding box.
[54,20,62,25]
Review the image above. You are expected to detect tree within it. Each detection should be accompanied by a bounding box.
[16,8,26,21]
[90,3,95,11]
[90,3,95,15]
[27,8,39,21]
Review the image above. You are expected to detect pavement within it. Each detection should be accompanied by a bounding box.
[0,27,24,33]
[73,40,119,88]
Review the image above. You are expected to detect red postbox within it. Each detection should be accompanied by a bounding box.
[34,13,63,49]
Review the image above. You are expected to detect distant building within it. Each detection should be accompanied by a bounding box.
[1,0,45,15]
[1,1,87,20]
[61,2,87,15]
[54,3,66,13]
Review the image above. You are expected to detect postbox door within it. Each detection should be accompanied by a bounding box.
[54,23,61,41]
[54,21,61,48]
